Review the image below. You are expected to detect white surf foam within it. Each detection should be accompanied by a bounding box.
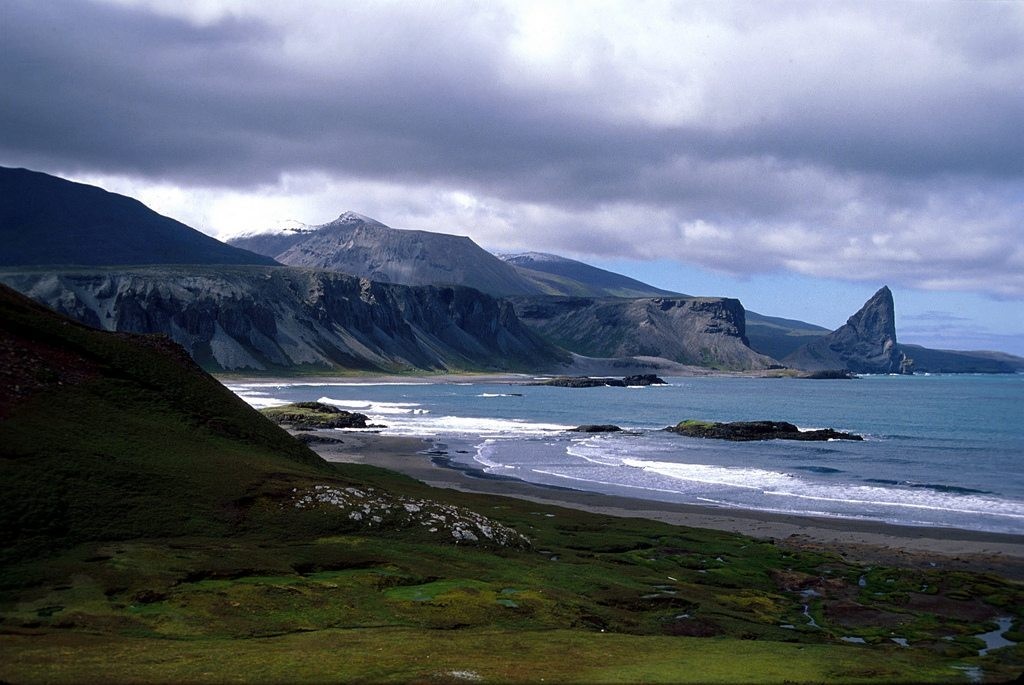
[230,389,291,409]
[376,414,575,438]
[317,397,430,415]
[624,458,1024,521]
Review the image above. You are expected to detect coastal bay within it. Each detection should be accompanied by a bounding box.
[227,373,1024,535]
[309,432,1024,579]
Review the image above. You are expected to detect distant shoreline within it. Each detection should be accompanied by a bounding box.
[309,432,1024,579]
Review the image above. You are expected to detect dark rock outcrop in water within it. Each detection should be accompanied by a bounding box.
[513,296,775,371]
[261,402,370,430]
[569,425,623,433]
[802,370,857,379]
[531,374,666,388]
[666,420,863,442]
[622,374,667,386]
[784,286,912,374]
[0,266,567,373]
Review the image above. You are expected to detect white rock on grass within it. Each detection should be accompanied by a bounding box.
[288,484,529,548]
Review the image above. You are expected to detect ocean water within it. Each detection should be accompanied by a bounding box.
[226,375,1024,534]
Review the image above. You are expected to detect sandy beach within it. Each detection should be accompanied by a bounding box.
[308,431,1024,579]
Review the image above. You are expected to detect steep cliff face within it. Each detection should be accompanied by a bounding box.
[229,212,543,296]
[784,286,911,374]
[512,296,775,370]
[0,267,566,373]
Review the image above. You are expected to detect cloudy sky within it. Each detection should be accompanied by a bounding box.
[3,0,1023,353]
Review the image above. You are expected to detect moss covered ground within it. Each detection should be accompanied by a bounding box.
[3,474,1022,683]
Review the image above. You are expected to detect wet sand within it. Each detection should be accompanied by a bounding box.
[308,432,1024,578]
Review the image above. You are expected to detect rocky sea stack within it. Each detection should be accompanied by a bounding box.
[785,286,912,375]
[667,420,863,442]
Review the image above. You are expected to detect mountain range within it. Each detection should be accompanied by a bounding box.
[2,167,1020,375]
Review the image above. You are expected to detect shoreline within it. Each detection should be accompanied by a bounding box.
[309,432,1024,578]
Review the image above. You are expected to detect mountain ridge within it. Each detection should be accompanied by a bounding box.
[229,212,544,297]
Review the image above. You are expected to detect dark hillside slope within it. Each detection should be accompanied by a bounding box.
[744,311,830,360]
[0,167,277,267]
[898,344,1018,374]
[500,252,681,297]
[0,284,328,562]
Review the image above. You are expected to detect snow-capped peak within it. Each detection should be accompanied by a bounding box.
[277,219,314,233]
[231,219,314,239]
[498,251,570,263]
[330,211,385,227]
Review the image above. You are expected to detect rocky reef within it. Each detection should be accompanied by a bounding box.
[801,370,857,379]
[666,420,863,441]
[568,424,623,433]
[531,374,666,388]
[260,402,372,430]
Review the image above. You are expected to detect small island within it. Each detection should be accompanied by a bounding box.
[666,419,863,442]
[531,374,667,388]
[260,401,374,430]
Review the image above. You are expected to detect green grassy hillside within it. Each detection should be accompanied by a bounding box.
[1,284,1021,683]
[0,284,329,561]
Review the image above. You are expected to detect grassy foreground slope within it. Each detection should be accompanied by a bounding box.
[0,283,328,561]
[1,285,1022,683]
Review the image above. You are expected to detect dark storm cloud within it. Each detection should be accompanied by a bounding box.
[2,0,1023,296]
[5,1,1021,191]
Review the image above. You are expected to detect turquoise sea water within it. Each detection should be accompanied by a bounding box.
[227,374,1024,534]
